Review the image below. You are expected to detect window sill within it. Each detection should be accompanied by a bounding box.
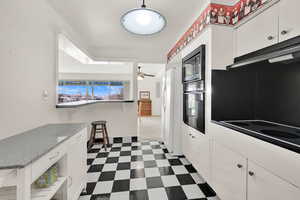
[56,100,135,108]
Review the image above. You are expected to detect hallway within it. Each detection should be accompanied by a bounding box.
[138,116,162,141]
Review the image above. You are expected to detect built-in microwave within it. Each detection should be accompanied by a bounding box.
[182,45,206,134]
[182,45,206,83]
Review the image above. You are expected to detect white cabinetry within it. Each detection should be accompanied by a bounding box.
[212,142,247,200]
[279,0,300,42]
[67,131,87,200]
[236,0,300,57]
[247,161,300,200]
[190,131,210,181]
[212,141,300,200]
[182,125,210,181]
[182,126,193,163]
[236,4,279,57]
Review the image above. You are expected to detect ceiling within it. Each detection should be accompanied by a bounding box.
[48,0,209,63]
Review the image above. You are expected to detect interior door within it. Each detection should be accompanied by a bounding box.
[212,142,247,200]
[235,4,279,57]
[279,0,300,42]
[247,161,300,200]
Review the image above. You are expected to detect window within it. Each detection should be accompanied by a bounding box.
[58,80,127,103]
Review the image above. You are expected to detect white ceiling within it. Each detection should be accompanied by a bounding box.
[48,0,210,63]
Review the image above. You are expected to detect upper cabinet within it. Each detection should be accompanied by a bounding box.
[236,0,300,57]
[235,4,279,57]
[279,0,300,42]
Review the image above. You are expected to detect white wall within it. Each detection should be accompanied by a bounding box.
[59,50,133,74]
[0,0,138,140]
[138,78,162,116]
[59,73,131,82]
[0,0,84,140]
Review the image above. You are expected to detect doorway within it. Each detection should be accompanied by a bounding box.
[137,63,165,140]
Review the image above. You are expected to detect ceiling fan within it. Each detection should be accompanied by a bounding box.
[137,66,155,80]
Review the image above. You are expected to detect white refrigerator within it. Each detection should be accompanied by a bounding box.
[161,63,182,155]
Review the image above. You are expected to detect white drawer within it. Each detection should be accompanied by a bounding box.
[31,142,67,182]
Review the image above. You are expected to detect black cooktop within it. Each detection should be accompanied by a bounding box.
[221,120,300,152]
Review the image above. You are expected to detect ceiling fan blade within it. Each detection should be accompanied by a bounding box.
[144,73,155,77]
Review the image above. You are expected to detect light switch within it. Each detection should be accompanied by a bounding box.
[42,90,49,100]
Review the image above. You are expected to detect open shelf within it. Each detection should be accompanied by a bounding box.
[31,177,67,200]
[0,186,16,200]
[0,177,67,200]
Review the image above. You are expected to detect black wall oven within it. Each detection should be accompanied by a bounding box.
[183,45,206,134]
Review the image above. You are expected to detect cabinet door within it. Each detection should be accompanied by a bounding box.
[279,0,300,42]
[68,131,87,200]
[248,161,300,200]
[236,4,279,57]
[212,142,247,200]
[190,132,210,181]
[182,125,194,164]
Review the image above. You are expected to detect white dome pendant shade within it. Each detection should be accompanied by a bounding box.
[121,0,166,35]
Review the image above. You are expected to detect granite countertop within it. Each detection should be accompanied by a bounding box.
[56,100,135,108]
[0,123,87,169]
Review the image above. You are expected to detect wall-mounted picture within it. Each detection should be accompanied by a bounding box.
[139,91,150,99]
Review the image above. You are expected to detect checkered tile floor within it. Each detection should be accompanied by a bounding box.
[80,137,219,200]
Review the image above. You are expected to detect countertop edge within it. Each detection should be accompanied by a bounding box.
[56,100,135,108]
[211,120,300,154]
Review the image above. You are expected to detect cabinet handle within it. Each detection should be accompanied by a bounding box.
[191,136,195,139]
[49,152,59,161]
[281,30,288,35]
[267,36,274,40]
[249,171,255,176]
[188,133,192,136]
[237,164,243,169]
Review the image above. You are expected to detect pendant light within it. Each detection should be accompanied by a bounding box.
[121,0,167,35]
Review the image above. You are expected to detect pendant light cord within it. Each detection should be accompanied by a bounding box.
[141,0,146,8]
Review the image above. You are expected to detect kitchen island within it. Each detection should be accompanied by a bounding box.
[0,123,87,200]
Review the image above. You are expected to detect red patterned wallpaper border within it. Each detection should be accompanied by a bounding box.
[167,0,273,61]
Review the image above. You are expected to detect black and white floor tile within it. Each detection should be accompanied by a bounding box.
[80,137,219,200]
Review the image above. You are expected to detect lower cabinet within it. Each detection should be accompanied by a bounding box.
[212,142,247,200]
[212,141,300,200]
[182,125,210,181]
[67,130,87,200]
[247,161,300,200]
[190,133,210,181]
[182,127,193,163]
